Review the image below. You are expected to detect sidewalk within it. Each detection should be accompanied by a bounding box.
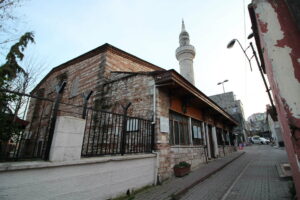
[133,151,245,200]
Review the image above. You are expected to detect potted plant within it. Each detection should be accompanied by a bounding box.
[173,161,191,177]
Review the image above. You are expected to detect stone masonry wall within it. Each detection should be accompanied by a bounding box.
[28,52,106,119]
[170,146,207,170]
[155,89,236,180]
[155,88,172,181]
[224,146,235,155]
[29,48,158,118]
[94,50,157,111]
[25,53,106,158]
[26,47,159,140]
[217,145,235,158]
[101,74,154,119]
[105,51,157,76]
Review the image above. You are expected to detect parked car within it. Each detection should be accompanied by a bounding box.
[251,136,270,144]
[259,137,270,144]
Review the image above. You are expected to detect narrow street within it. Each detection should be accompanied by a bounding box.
[180,145,291,200]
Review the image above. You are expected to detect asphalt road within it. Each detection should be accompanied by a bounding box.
[180,145,291,200]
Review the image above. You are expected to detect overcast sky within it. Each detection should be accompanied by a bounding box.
[3,0,270,119]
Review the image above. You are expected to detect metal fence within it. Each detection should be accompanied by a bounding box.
[0,90,54,161]
[0,83,75,162]
[1,87,154,162]
[81,108,154,157]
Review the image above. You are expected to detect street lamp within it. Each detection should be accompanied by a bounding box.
[217,79,228,93]
[227,38,253,71]
[226,34,275,110]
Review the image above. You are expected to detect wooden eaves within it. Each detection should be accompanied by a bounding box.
[155,69,239,126]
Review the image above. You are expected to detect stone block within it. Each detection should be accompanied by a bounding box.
[49,116,86,162]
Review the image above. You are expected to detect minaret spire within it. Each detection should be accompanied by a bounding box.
[176,21,196,85]
[182,19,186,31]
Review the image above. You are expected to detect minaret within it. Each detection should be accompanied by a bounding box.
[175,20,196,85]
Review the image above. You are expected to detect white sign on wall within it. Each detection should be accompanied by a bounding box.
[160,117,169,133]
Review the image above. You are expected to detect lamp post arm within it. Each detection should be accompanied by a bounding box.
[235,39,253,71]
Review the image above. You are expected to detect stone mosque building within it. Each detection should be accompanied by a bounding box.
[28,21,237,180]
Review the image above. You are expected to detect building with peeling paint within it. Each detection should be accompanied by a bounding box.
[248,0,300,195]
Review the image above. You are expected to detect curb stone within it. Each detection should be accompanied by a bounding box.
[173,152,245,199]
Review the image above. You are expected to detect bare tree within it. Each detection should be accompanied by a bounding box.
[0,0,25,49]
[8,56,48,120]
[0,0,22,31]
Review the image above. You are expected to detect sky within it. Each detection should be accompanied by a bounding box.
[2,0,270,119]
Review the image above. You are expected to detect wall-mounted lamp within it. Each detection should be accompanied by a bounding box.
[227,33,275,110]
[226,36,253,71]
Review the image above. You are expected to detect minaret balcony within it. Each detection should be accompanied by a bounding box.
[175,45,196,60]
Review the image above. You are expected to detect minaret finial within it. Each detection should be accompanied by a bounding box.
[182,19,185,31]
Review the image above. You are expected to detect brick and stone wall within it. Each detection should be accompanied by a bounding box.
[224,146,235,155]
[26,47,159,146]
[28,52,106,119]
[24,53,107,158]
[155,88,236,180]
[101,74,155,119]
[155,89,173,180]
[170,146,207,169]
[105,51,156,75]
[29,47,158,118]
[218,145,235,157]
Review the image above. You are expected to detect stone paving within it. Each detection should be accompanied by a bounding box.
[181,145,291,200]
[223,145,291,200]
[133,151,244,200]
[132,145,291,200]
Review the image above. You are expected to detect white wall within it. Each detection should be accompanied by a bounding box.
[49,116,86,162]
[0,155,156,200]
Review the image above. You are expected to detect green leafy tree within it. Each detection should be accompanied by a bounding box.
[0,32,34,144]
[0,32,34,81]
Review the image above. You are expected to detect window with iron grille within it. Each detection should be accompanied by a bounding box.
[126,118,139,132]
[169,111,190,145]
[191,119,203,145]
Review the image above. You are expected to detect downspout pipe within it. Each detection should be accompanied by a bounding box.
[152,83,160,185]
[152,83,156,125]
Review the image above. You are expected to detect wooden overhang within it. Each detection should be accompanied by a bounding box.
[154,69,238,127]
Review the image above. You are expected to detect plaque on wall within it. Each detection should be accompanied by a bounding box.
[160,117,169,133]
